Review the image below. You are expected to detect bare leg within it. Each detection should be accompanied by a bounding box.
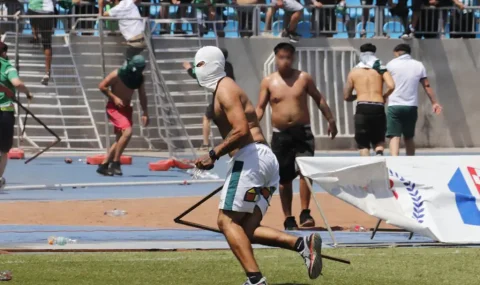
[362,7,369,32]
[264,7,277,31]
[287,10,301,32]
[411,11,420,31]
[404,138,415,156]
[279,181,293,218]
[0,152,8,178]
[113,128,132,162]
[359,148,370,156]
[101,133,121,164]
[44,48,52,75]
[299,175,311,210]
[202,115,211,146]
[217,210,261,273]
[374,143,384,155]
[389,137,401,156]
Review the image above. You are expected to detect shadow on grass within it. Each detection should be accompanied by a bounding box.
[272,283,309,285]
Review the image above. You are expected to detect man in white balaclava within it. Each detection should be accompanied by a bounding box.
[193,46,324,285]
[344,43,395,157]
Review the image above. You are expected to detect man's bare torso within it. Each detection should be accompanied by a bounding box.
[212,77,265,156]
[265,70,310,130]
[350,68,385,103]
[111,71,136,105]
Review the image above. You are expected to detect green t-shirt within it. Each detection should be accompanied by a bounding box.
[0,57,19,110]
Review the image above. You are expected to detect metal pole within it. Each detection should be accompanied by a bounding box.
[98,18,110,148]
[14,13,21,148]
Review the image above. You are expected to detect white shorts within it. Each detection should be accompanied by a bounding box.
[283,0,304,12]
[219,143,280,216]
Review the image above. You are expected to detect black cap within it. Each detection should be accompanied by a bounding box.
[360,43,376,53]
[393,44,411,54]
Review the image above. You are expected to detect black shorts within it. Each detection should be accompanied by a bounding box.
[204,103,214,120]
[271,125,314,183]
[362,0,388,6]
[354,102,386,150]
[0,110,15,153]
[27,10,54,49]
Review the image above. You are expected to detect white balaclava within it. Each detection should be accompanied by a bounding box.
[194,46,226,92]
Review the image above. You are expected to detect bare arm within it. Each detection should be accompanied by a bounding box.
[213,91,250,158]
[420,78,438,105]
[138,81,148,115]
[10,78,32,99]
[382,71,395,99]
[255,77,270,122]
[98,70,120,101]
[343,72,355,102]
[98,0,105,15]
[304,74,334,123]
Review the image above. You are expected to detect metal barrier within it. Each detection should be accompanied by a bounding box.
[263,47,359,142]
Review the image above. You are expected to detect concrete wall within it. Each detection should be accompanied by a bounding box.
[210,38,480,149]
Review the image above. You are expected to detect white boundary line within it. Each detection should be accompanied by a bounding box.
[3,179,224,191]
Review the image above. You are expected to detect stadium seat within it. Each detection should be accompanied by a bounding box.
[356,21,375,38]
[224,20,239,38]
[272,20,283,36]
[296,21,312,38]
[334,21,349,38]
[383,21,404,38]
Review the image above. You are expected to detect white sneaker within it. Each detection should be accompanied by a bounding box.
[299,233,323,279]
[243,277,267,285]
[0,177,6,190]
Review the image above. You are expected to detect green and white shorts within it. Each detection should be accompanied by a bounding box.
[219,143,279,217]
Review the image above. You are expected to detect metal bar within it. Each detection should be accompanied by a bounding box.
[98,18,110,148]
[332,50,341,135]
[14,13,21,148]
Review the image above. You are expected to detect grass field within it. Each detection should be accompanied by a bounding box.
[0,248,478,284]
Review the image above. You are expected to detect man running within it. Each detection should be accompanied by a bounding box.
[256,42,338,230]
[0,42,32,188]
[97,55,149,176]
[193,46,323,285]
[344,43,395,156]
[386,44,442,156]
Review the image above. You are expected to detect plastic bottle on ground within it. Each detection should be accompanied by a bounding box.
[48,236,77,246]
[0,270,12,281]
[104,209,127,217]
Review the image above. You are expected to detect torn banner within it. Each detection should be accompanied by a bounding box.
[296,156,480,243]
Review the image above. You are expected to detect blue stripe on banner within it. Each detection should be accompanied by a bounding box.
[224,161,244,211]
[448,168,480,226]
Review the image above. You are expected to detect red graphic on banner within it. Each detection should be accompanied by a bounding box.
[467,167,480,195]
[389,179,398,199]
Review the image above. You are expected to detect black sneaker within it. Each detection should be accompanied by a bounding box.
[287,31,300,43]
[284,216,299,231]
[300,209,315,228]
[110,161,123,176]
[96,163,113,176]
[281,30,288,38]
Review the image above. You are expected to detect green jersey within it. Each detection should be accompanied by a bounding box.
[28,0,55,12]
[0,57,19,111]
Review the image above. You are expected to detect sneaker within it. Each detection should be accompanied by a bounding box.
[299,209,315,227]
[41,73,50,86]
[401,29,414,39]
[243,277,267,285]
[360,29,367,38]
[281,30,288,38]
[284,216,299,231]
[0,177,6,190]
[299,233,323,279]
[287,31,300,43]
[96,163,113,176]
[110,161,123,176]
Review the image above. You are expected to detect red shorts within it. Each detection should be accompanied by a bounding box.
[106,101,133,134]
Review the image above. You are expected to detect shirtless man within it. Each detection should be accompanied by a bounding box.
[193,46,323,285]
[256,42,338,230]
[97,55,149,176]
[343,43,395,156]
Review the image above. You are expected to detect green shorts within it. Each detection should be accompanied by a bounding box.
[386,106,418,139]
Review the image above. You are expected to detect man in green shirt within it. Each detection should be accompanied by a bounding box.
[0,42,32,189]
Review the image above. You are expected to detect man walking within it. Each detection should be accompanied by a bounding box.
[344,43,395,156]
[194,46,323,285]
[97,55,149,176]
[0,42,32,188]
[386,44,442,156]
[256,42,338,230]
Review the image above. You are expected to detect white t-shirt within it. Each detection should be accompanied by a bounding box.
[386,54,427,107]
[109,0,144,41]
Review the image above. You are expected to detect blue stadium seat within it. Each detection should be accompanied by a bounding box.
[296,21,312,38]
[477,23,480,39]
[259,21,266,33]
[334,22,349,38]
[384,21,404,39]
[272,20,283,36]
[356,21,374,37]
[224,20,239,38]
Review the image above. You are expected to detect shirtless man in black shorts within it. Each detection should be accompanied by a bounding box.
[344,43,395,156]
[256,42,338,230]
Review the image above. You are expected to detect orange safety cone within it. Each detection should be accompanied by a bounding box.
[8,148,25,159]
